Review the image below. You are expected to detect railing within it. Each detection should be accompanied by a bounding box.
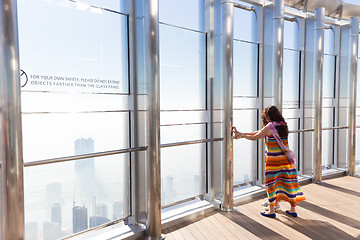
[289,125,349,133]
[24,138,223,167]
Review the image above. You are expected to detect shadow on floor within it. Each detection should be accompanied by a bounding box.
[320,181,360,198]
[221,210,288,240]
[299,201,360,230]
[275,210,358,240]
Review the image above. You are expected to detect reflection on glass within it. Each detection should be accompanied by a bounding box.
[234,7,256,42]
[24,154,129,240]
[233,110,257,185]
[18,0,129,94]
[322,130,334,167]
[159,24,206,110]
[264,46,274,98]
[284,20,299,50]
[161,124,206,144]
[161,144,205,206]
[22,112,129,162]
[159,0,204,32]
[233,41,258,97]
[323,55,336,98]
[283,49,300,108]
[322,108,334,166]
[324,28,335,55]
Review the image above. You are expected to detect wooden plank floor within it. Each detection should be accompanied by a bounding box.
[164,174,360,240]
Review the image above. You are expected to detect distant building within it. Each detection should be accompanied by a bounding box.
[89,216,110,228]
[112,201,123,220]
[74,138,95,215]
[72,206,88,233]
[25,222,38,240]
[43,221,65,240]
[46,182,62,220]
[74,138,95,185]
[165,176,176,203]
[51,202,62,228]
[96,203,108,218]
[194,174,200,193]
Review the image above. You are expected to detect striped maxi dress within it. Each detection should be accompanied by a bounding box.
[265,135,305,207]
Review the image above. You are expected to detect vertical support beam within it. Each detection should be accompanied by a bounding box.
[220,0,234,212]
[273,0,284,111]
[257,5,265,185]
[313,7,325,183]
[128,0,147,226]
[144,0,163,239]
[348,17,359,176]
[205,0,216,203]
[0,0,24,239]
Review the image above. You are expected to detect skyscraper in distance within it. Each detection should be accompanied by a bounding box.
[72,206,88,233]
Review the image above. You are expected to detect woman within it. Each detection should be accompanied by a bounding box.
[233,105,305,218]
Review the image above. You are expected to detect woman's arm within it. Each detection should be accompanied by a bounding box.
[234,125,271,141]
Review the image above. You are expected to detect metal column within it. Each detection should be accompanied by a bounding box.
[144,0,163,239]
[273,0,284,111]
[220,0,234,212]
[348,17,359,176]
[0,0,24,239]
[313,8,325,183]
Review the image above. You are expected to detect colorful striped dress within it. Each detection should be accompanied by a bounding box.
[265,135,305,207]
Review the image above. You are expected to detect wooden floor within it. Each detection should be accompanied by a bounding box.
[164,174,360,240]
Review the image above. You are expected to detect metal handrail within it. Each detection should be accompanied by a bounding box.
[161,138,223,148]
[288,125,349,133]
[24,146,147,167]
[24,138,224,167]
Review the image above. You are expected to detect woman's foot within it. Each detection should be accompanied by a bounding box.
[285,210,297,217]
[260,211,276,218]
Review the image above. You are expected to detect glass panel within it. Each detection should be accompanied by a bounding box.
[283,49,300,108]
[287,119,299,169]
[160,111,206,125]
[18,0,129,94]
[357,61,360,106]
[80,0,127,12]
[322,107,334,167]
[233,41,258,97]
[21,92,129,113]
[234,7,256,42]
[233,109,257,185]
[159,24,206,110]
[22,112,129,162]
[356,126,360,161]
[264,45,274,98]
[304,52,314,107]
[161,124,206,144]
[284,19,299,50]
[159,0,204,32]
[233,97,258,109]
[322,130,334,167]
[24,154,129,239]
[161,144,206,205]
[324,28,335,55]
[323,55,336,98]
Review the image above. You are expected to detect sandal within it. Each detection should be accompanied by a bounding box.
[285,210,297,218]
[260,211,276,218]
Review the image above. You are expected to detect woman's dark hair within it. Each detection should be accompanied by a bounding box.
[261,105,288,138]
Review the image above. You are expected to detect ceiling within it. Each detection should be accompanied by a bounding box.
[274,0,360,21]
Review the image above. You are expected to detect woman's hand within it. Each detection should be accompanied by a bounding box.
[232,127,243,139]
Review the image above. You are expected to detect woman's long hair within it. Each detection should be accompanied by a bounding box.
[261,105,288,138]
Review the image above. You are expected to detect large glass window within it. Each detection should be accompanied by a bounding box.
[18,1,130,239]
[159,0,206,206]
[233,7,258,185]
[282,19,300,170]
[322,28,336,167]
